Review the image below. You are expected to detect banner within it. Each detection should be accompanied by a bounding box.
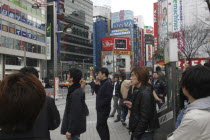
[114,50,131,55]
[113,20,134,29]
[173,0,180,32]
[110,28,131,36]
[154,2,158,54]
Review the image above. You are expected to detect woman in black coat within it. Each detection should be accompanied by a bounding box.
[61,68,89,140]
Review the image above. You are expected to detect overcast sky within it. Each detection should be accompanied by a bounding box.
[91,0,158,26]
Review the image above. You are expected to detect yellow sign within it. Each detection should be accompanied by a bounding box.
[114,50,131,55]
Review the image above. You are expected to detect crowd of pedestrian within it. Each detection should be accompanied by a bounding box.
[0,62,210,140]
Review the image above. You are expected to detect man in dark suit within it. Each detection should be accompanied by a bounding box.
[95,68,113,140]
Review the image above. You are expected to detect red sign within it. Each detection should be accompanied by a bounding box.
[153,2,158,54]
[102,37,131,51]
[156,58,208,69]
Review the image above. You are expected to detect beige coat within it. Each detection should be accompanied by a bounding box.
[120,80,131,99]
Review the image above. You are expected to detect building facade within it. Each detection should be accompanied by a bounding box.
[93,6,110,72]
[47,0,93,80]
[0,0,47,80]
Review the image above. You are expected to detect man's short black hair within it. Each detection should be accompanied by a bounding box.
[20,67,39,78]
[99,67,109,78]
[180,65,210,99]
[204,62,210,68]
[156,66,161,72]
[69,68,82,84]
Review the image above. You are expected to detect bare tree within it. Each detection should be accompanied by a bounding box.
[179,23,209,65]
[202,42,210,56]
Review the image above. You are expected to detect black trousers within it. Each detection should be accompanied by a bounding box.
[96,111,110,140]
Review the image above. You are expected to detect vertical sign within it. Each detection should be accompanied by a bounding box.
[46,23,51,60]
[154,2,158,54]
[173,0,180,32]
[161,0,168,39]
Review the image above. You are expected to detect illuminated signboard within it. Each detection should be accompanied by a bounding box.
[9,27,15,34]
[110,28,131,36]
[2,25,8,32]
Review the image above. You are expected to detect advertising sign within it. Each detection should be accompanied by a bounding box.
[173,0,180,32]
[9,27,15,34]
[22,31,27,37]
[114,50,131,55]
[110,28,131,36]
[154,2,158,54]
[27,33,32,39]
[113,20,134,29]
[16,29,21,36]
[180,0,183,30]
[102,39,114,51]
[46,24,51,60]
[2,25,8,32]
[146,44,153,61]
[22,17,27,23]
[102,37,131,51]
[2,8,8,16]
[161,0,168,39]
[15,13,21,21]
[116,58,126,68]
[156,58,207,69]
[54,77,59,97]
[32,35,37,40]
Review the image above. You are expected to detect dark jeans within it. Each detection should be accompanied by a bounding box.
[121,105,128,121]
[132,132,154,140]
[71,135,80,140]
[96,111,110,140]
[91,88,94,95]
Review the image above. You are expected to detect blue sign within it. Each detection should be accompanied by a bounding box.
[16,29,21,36]
[9,27,15,34]
[146,61,153,66]
[32,34,37,40]
[41,25,45,31]
[37,24,41,30]
[9,12,15,19]
[16,14,21,21]
[110,28,131,36]
[22,31,27,37]
[113,20,134,29]
[22,17,27,23]
[27,33,32,39]
[2,9,8,16]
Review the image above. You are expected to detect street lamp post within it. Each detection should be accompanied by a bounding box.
[82,58,89,78]
[24,46,26,67]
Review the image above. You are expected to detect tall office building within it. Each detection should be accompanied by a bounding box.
[0,0,47,80]
[93,6,110,71]
[47,0,93,80]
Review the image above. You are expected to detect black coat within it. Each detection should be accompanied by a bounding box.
[61,88,87,135]
[129,85,159,139]
[0,96,60,140]
[95,79,113,112]
[152,79,167,96]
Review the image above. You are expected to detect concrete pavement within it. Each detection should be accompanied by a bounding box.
[50,85,131,140]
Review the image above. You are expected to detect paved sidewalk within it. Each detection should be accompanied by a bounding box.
[51,86,130,140]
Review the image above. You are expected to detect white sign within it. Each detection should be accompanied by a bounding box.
[46,37,51,60]
[164,39,178,64]
[159,111,173,125]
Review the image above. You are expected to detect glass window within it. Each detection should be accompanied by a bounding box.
[26,58,38,67]
[14,39,21,50]
[6,37,14,48]
[1,36,6,47]
[6,55,21,65]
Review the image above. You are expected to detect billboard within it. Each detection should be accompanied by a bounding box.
[112,20,134,29]
[173,0,180,32]
[102,37,131,51]
[161,0,168,39]
[154,2,158,54]
[110,28,131,36]
[146,44,153,62]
